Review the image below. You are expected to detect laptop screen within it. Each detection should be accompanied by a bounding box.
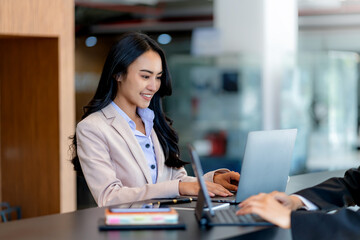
[235,128,297,202]
[188,128,297,206]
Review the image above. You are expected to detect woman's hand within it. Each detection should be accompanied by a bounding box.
[236,192,292,229]
[213,171,240,191]
[179,181,233,197]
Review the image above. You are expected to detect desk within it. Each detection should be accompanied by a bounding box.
[0,169,347,240]
[285,169,346,194]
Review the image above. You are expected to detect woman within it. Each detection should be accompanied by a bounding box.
[72,32,240,207]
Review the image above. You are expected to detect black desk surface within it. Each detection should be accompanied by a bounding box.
[0,169,347,240]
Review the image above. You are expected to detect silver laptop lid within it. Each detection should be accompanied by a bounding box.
[235,128,297,202]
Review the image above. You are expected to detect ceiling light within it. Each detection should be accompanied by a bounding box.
[157,34,172,45]
[85,36,97,47]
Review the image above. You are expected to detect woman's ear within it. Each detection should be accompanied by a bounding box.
[113,73,121,82]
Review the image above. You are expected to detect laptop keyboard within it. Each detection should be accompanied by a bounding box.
[211,208,266,224]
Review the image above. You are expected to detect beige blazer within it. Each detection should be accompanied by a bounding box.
[76,104,226,207]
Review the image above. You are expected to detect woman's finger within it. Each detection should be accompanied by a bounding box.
[220,181,238,191]
[206,182,232,197]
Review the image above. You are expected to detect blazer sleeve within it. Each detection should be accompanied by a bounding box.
[295,167,360,210]
[171,167,230,183]
[77,120,181,207]
[290,208,360,240]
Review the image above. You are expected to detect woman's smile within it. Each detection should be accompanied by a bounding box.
[140,93,153,101]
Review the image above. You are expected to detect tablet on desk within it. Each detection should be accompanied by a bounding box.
[98,218,186,231]
[99,207,186,231]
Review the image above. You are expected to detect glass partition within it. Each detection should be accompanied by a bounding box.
[284,51,359,173]
[166,54,263,175]
[166,51,359,176]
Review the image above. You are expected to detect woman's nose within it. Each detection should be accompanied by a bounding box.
[147,77,160,91]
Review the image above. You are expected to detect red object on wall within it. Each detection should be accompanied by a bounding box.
[206,131,227,156]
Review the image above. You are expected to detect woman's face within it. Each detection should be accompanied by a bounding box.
[116,50,162,110]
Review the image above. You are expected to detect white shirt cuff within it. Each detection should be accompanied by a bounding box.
[292,194,319,211]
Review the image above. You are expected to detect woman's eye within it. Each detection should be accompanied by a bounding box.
[156,76,162,80]
[142,75,150,79]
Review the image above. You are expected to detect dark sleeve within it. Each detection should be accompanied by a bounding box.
[291,208,360,240]
[295,167,360,210]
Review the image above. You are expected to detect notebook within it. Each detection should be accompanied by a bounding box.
[188,143,273,226]
[206,129,297,204]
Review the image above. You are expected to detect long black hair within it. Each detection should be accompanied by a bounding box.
[71,32,187,176]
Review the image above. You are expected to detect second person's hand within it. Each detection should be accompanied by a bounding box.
[269,191,305,210]
[236,193,291,229]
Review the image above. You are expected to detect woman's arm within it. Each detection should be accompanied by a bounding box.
[171,167,235,197]
[77,114,239,205]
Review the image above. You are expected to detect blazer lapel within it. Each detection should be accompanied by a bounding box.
[101,104,153,184]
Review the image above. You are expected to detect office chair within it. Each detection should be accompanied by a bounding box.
[0,202,22,222]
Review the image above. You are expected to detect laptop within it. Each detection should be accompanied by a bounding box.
[188,143,273,226]
[206,129,297,203]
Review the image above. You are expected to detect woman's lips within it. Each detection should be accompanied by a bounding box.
[141,93,153,101]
